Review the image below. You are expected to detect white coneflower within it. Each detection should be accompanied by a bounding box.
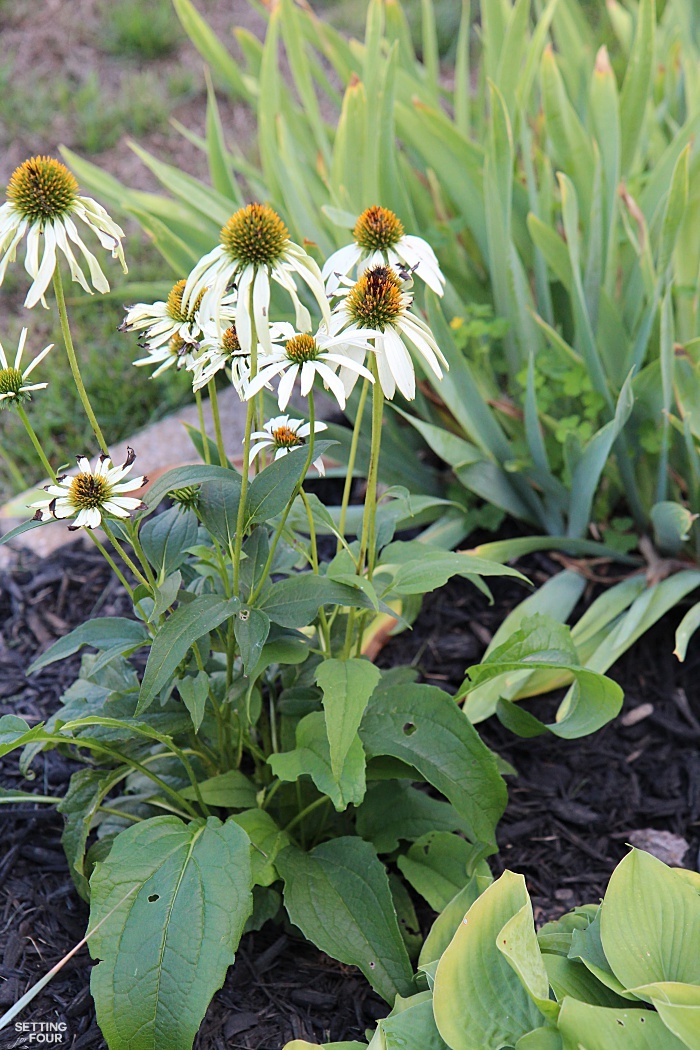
[31,448,146,530]
[322,205,445,297]
[181,203,330,355]
[0,156,126,309]
[190,321,248,393]
[122,282,236,351]
[333,265,448,401]
[133,333,199,379]
[0,328,53,408]
[249,415,328,476]
[243,322,374,411]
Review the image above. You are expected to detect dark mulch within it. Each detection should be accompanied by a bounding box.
[1,542,700,1046]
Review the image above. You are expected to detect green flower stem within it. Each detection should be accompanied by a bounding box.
[249,391,317,607]
[97,806,143,824]
[195,389,211,464]
[283,794,330,836]
[207,379,227,467]
[232,284,259,597]
[100,520,150,589]
[358,357,384,580]
[337,376,370,554]
[88,531,135,601]
[52,266,108,455]
[300,486,331,653]
[127,521,157,590]
[15,404,55,482]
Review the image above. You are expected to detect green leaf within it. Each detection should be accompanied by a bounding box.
[231,809,291,887]
[387,547,528,596]
[619,0,655,176]
[89,815,253,1050]
[268,712,366,811]
[650,501,697,556]
[0,518,49,548]
[433,872,545,1049]
[181,770,257,810]
[543,954,632,1008]
[276,837,414,1003]
[460,615,623,739]
[600,849,700,990]
[177,671,209,732]
[58,768,119,900]
[497,904,559,1022]
[140,507,198,578]
[262,574,393,629]
[244,443,334,527]
[632,983,700,1048]
[397,832,484,911]
[376,995,449,1049]
[316,658,381,781]
[359,682,507,848]
[204,70,242,203]
[171,0,255,100]
[27,618,149,674]
[138,596,240,713]
[419,876,492,966]
[234,608,271,674]
[197,475,243,549]
[557,998,686,1049]
[0,715,47,757]
[356,781,471,854]
[674,601,700,662]
[143,464,240,512]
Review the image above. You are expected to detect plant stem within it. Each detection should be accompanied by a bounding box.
[208,379,227,467]
[358,358,384,580]
[101,520,150,589]
[232,283,259,596]
[88,531,135,600]
[195,389,211,464]
[283,794,330,835]
[16,404,56,482]
[52,266,108,454]
[337,377,370,552]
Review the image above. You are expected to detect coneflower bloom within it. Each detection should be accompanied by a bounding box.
[180,203,330,355]
[0,156,126,309]
[243,322,374,411]
[332,265,448,401]
[322,205,445,297]
[122,282,236,351]
[189,317,289,396]
[0,328,53,408]
[31,448,146,530]
[133,334,199,379]
[249,415,328,476]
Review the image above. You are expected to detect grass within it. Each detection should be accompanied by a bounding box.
[99,0,183,60]
[0,237,192,502]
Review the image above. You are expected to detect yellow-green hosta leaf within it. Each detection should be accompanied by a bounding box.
[498,903,559,1022]
[600,849,700,990]
[629,983,700,1049]
[89,815,253,1050]
[557,998,686,1049]
[419,875,492,966]
[433,872,546,1049]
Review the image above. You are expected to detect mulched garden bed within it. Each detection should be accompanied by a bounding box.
[1,540,699,1048]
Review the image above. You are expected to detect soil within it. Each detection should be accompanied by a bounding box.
[1,540,699,1048]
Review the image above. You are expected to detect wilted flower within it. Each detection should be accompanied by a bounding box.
[244,322,374,411]
[134,334,198,379]
[122,282,236,352]
[323,205,445,297]
[249,415,328,476]
[0,328,53,409]
[31,447,146,530]
[181,203,330,355]
[0,156,126,309]
[333,265,448,400]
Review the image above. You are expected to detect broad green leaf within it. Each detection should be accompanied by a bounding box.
[244,444,326,527]
[197,476,243,549]
[0,715,48,757]
[360,683,506,848]
[231,809,291,887]
[138,596,240,713]
[234,608,271,674]
[356,781,471,854]
[262,574,394,629]
[631,983,700,1048]
[277,837,413,1003]
[269,711,366,811]
[544,954,630,1008]
[140,507,198,578]
[376,995,448,1049]
[419,875,492,966]
[600,849,700,990]
[316,658,381,780]
[433,872,545,1049]
[142,464,240,512]
[89,815,253,1050]
[285,1042,366,1049]
[397,832,484,912]
[388,548,527,596]
[568,909,637,1000]
[58,768,120,900]
[181,770,257,810]
[557,998,686,1049]
[27,618,149,674]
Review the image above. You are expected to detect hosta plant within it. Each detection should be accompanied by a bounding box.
[0,154,624,1049]
[286,848,700,1050]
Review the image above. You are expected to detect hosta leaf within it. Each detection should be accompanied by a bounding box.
[600,849,700,990]
[557,998,686,1049]
[433,872,545,1049]
[359,683,507,848]
[419,875,492,966]
[89,815,253,1050]
[276,837,413,1003]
